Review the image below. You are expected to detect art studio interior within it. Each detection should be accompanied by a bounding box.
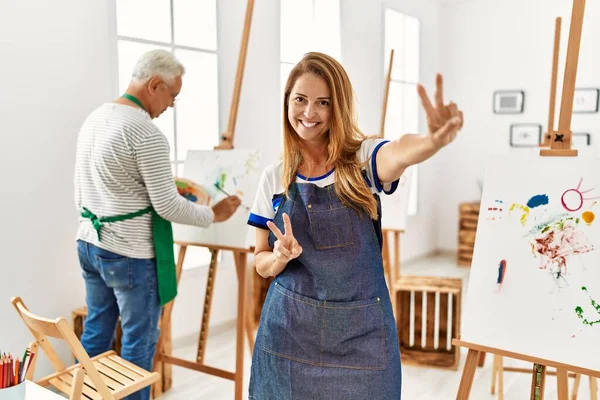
[1,0,600,399]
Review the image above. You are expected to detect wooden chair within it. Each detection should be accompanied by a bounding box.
[11,296,160,399]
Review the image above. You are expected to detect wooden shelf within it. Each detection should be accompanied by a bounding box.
[458,202,480,267]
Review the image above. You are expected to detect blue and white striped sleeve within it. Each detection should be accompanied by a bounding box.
[360,138,400,195]
[247,168,276,230]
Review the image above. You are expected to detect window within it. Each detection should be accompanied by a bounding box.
[115,0,220,177]
[280,0,341,109]
[115,0,220,268]
[384,9,420,216]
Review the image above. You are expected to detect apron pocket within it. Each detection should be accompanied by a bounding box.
[321,297,386,370]
[260,283,386,370]
[260,283,323,364]
[308,206,354,250]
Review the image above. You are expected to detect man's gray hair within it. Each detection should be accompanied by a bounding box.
[131,49,185,84]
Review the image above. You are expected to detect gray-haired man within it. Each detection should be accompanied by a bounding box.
[74,49,240,400]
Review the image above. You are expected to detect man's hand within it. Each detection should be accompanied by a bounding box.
[212,196,242,222]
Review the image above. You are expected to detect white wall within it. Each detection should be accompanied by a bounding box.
[0,0,115,377]
[438,0,600,251]
[341,0,445,261]
[170,0,282,342]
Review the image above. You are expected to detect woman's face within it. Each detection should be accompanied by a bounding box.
[287,73,331,145]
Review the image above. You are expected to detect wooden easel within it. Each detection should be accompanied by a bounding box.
[541,17,562,148]
[455,1,597,398]
[152,1,256,399]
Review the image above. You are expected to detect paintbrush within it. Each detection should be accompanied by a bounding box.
[213,183,251,211]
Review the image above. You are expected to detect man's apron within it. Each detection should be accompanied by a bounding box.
[81,206,177,306]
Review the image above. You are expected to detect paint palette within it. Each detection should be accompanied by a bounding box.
[175,177,210,205]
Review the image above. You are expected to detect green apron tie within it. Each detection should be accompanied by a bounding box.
[81,207,153,241]
[80,206,177,305]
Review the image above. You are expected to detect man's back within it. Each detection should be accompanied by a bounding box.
[74,102,212,258]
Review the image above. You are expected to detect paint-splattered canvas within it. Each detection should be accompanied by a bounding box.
[172,149,262,249]
[462,155,600,372]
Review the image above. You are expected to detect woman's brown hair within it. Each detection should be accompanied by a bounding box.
[282,52,378,219]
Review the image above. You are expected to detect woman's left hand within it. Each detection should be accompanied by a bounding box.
[417,74,464,149]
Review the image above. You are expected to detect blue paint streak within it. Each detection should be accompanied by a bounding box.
[527,194,549,209]
[497,260,506,284]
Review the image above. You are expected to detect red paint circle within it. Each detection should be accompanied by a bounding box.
[561,189,583,212]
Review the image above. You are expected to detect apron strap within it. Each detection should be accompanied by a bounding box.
[81,206,153,241]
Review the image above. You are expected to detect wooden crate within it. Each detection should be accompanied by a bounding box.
[458,202,480,267]
[395,275,462,370]
[72,306,122,355]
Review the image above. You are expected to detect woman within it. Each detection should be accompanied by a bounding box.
[247,52,463,399]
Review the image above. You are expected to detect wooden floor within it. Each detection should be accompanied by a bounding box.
[156,253,597,400]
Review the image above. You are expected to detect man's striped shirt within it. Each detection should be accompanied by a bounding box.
[74,102,214,259]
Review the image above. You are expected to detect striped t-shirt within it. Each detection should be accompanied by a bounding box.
[74,102,214,259]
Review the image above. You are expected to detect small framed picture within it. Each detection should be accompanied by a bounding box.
[494,90,524,114]
[510,124,542,147]
[573,88,599,113]
[572,132,591,148]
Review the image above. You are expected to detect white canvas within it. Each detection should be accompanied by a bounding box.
[172,149,262,249]
[462,154,600,372]
[381,166,413,231]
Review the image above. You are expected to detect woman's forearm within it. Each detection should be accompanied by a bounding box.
[376,134,438,183]
[255,250,288,278]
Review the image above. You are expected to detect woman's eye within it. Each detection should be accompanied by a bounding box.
[295,97,305,103]
[319,100,330,106]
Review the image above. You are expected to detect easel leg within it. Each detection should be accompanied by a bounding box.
[245,262,255,354]
[152,244,187,397]
[590,376,598,400]
[571,373,581,400]
[530,363,547,400]
[499,355,506,400]
[478,352,487,367]
[234,251,248,400]
[557,368,569,400]
[491,354,498,394]
[382,231,391,289]
[457,349,480,399]
[197,249,220,363]
[391,231,400,319]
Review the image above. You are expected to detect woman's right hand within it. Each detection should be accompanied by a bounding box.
[267,213,303,270]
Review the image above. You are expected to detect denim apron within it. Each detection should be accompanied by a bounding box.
[80,206,177,306]
[249,181,402,400]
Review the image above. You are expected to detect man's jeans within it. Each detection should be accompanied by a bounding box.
[77,240,162,400]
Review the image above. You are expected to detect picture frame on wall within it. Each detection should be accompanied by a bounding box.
[509,124,542,147]
[573,88,599,113]
[572,132,591,148]
[493,90,524,114]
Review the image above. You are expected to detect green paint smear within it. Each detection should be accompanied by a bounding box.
[575,286,600,326]
[175,181,188,189]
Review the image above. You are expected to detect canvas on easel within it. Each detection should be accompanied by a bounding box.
[455,1,600,399]
[463,154,600,373]
[172,148,262,248]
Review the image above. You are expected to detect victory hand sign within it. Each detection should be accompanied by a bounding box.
[266,213,303,275]
[417,74,464,149]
